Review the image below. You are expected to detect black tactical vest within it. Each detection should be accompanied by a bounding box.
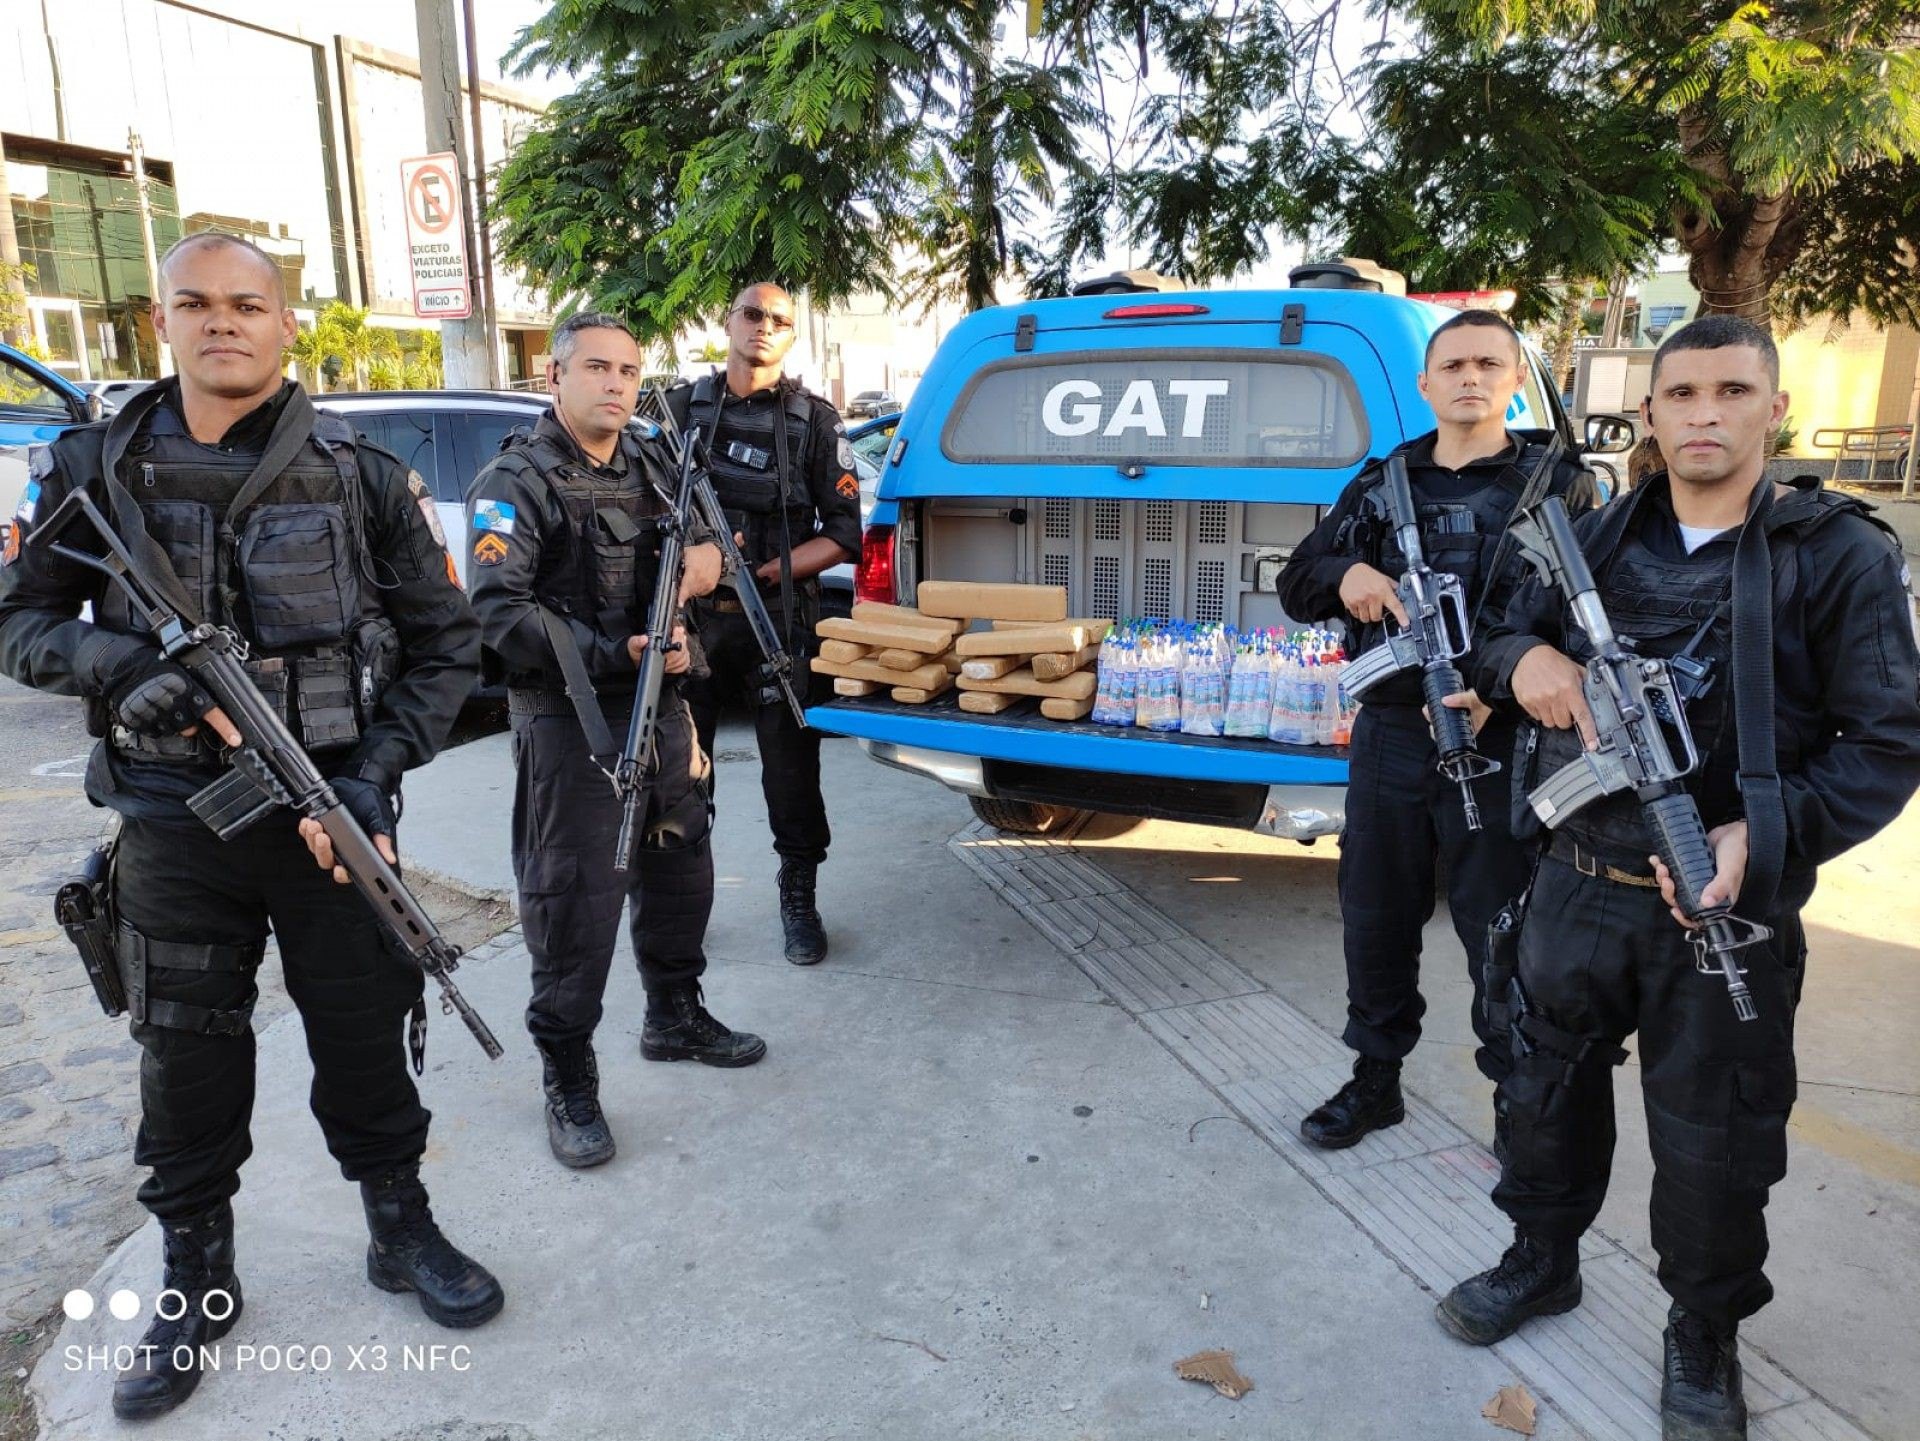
[1519,518,1738,859]
[91,395,393,755]
[682,374,817,567]
[502,424,664,634]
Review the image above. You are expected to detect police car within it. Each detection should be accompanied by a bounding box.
[1,343,101,559]
[810,265,1625,837]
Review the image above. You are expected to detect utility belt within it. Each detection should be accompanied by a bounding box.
[1546,833,1660,888]
[507,685,644,720]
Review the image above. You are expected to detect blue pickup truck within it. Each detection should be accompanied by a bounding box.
[808,270,1616,838]
[0,343,100,545]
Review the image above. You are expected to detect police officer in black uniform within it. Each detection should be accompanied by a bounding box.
[0,234,502,1420]
[467,312,762,1172]
[1277,310,1597,1150]
[676,283,862,966]
[1438,317,1920,1440]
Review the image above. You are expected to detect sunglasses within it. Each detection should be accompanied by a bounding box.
[732,303,795,334]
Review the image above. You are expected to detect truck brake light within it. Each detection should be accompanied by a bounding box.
[1102,302,1210,319]
[854,523,896,604]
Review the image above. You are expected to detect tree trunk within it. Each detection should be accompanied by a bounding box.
[1546,279,1592,391]
[1672,109,1794,329]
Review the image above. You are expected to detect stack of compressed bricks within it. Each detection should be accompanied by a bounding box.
[812,581,1110,719]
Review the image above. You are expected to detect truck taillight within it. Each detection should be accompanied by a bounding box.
[854,523,896,603]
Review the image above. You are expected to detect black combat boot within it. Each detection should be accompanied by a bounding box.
[1436,1230,1582,1345]
[640,982,768,1067]
[1662,1303,1748,1440]
[112,1202,244,1420]
[361,1168,505,1329]
[1300,1055,1405,1149]
[777,859,828,965]
[537,1036,616,1169]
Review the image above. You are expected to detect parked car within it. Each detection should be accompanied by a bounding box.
[844,389,899,419]
[0,343,99,552]
[73,378,155,414]
[810,271,1621,838]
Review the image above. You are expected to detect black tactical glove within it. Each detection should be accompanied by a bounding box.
[109,661,217,738]
[331,775,399,838]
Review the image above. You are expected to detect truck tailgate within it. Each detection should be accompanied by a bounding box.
[809,693,1347,787]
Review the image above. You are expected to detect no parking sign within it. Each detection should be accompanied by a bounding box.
[400,152,472,320]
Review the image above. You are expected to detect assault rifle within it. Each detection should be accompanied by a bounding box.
[636,390,808,728]
[1340,453,1501,829]
[33,489,504,1061]
[1509,495,1765,1022]
[612,413,701,872]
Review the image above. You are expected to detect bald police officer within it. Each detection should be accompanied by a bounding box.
[0,233,501,1420]
[676,283,862,966]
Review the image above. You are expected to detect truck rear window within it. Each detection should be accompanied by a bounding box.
[941,349,1366,468]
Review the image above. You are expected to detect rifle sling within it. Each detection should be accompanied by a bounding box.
[1730,481,1785,922]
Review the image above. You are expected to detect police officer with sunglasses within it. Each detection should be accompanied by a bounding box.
[673,283,861,966]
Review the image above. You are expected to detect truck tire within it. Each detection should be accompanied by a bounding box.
[968,797,1078,835]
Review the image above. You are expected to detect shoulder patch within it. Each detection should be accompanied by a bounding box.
[836,473,859,501]
[472,531,509,567]
[409,473,449,550]
[472,499,517,537]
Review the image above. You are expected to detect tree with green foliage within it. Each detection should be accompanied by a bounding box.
[1342,1,1920,328]
[492,0,1325,340]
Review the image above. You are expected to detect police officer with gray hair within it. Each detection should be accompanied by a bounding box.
[0,233,501,1421]
[467,311,761,1174]
[676,282,862,966]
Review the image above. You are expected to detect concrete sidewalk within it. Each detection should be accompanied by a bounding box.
[28,723,1901,1438]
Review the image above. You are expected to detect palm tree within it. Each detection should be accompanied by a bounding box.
[316,302,399,391]
[287,320,340,393]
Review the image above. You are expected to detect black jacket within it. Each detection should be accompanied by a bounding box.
[465,410,714,694]
[1276,428,1598,705]
[0,379,478,822]
[1474,473,1920,897]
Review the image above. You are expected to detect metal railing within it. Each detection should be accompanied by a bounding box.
[1810,425,1915,496]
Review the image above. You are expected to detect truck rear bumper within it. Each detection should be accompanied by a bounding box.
[816,696,1347,840]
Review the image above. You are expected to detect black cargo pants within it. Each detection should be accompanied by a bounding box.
[1492,854,1803,1328]
[114,815,430,1223]
[685,595,830,867]
[511,689,715,1043]
[1336,702,1533,1081]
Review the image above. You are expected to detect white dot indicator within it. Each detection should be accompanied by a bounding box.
[108,1289,141,1321]
[61,1289,94,1320]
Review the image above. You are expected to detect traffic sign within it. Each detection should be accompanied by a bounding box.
[399,152,471,320]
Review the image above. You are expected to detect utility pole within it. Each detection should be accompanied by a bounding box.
[128,130,172,378]
[413,0,493,389]
[461,0,500,388]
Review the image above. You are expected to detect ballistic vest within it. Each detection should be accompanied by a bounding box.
[682,373,818,569]
[496,419,666,636]
[84,385,392,756]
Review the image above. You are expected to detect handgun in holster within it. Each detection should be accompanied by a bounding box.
[56,832,124,1017]
[1482,897,1525,1041]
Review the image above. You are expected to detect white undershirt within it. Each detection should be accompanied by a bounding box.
[1676,523,1733,554]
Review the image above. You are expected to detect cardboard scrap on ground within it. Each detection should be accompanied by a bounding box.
[1173,1350,1252,1401]
[819,639,870,665]
[832,677,882,697]
[1482,1384,1537,1436]
[816,616,952,656]
[914,580,1066,623]
[810,654,948,690]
